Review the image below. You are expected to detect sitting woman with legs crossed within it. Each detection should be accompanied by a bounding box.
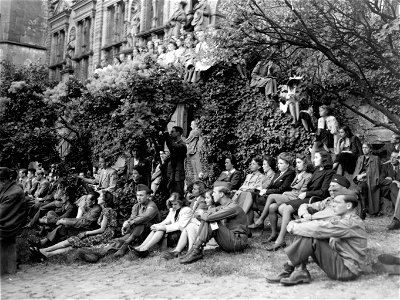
[266,151,335,251]
[32,190,117,260]
[252,154,313,231]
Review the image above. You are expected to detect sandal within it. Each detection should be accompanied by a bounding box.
[29,246,47,263]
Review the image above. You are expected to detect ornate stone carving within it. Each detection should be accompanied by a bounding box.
[165,1,187,39]
[191,0,211,32]
[64,26,76,69]
[127,2,141,47]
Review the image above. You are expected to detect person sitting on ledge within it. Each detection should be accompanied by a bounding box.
[267,193,367,286]
[179,185,249,264]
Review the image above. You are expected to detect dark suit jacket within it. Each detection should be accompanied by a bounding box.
[379,163,400,185]
[63,204,102,229]
[304,168,335,199]
[372,143,400,161]
[216,170,242,191]
[163,133,187,181]
[264,169,296,196]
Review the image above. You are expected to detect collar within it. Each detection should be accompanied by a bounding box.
[224,168,236,175]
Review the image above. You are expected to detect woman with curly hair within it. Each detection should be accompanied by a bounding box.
[31,190,117,260]
[265,151,335,251]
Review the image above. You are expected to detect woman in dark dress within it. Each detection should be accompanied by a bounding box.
[333,125,362,175]
[214,156,242,190]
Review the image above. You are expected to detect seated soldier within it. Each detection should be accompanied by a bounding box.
[113,184,159,257]
[33,191,101,247]
[179,185,249,264]
[267,193,367,285]
[387,190,400,230]
[379,151,400,208]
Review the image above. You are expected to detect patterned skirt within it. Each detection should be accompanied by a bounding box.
[68,228,115,248]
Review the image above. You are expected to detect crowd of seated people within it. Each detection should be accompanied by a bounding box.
[2,122,400,284]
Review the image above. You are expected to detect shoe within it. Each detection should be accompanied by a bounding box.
[266,241,287,251]
[386,218,400,230]
[266,263,295,283]
[378,254,400,265]
[130,247,149,258]
[261,234,278,245]
[161,251,180,260]
[114,243,129,258]
[29,246,47,263]
[179,248,204,264]
[248,223,263,229]
[280,269,311,286]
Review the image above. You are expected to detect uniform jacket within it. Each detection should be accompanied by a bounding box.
[34,179,50,198]
[163,133,187,181]
[288,212,367,276]
[128,200,159,226]
[203,201,249,236]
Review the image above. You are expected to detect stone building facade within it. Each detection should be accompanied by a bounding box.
[47,0,221,81]
[0,0,48,65]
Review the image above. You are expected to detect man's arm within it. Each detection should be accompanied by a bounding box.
[165,207,192,232]
[130,204,159,225]
[287,217,364,239]
[202,203,239,222]
[298,199,329,218]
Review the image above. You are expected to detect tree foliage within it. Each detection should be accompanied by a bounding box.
[0,61,59,168]
[212,0,400,133]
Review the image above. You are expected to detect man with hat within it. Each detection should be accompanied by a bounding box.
[297,174,355,220]
[267,191,367,285]
[179,184,249,264]
[113,184,159,257]
[0,167,27,274]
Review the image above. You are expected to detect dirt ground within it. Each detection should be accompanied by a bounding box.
[1,216,400,299]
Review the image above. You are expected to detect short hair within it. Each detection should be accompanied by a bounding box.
[28,168,36,174]
[215,186,230,196]
[36,169,45,175]
[319,104,331,115]
[100,190,114,208]
[362,142,372,149]
[340,125,353,138]
[19,169,28,176]
[89,191,100,201]
[225,155,237,167]
[167,192,187,207]
[137,184,151,194]
[277,152,293,166]
[263,155,276,171]
[192,181,206,195]
[252,157,263,169]
[316,151,333,169]
[295,153,314,173]
[173,126,183,135]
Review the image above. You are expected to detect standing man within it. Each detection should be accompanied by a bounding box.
[267,194,367,285]
[179,185,249,264]
[162,126,187,197]
[0,167,27,274]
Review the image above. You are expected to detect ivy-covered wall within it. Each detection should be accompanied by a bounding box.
[197,68,313,179]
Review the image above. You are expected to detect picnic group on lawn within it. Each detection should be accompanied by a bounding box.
[2,112,400,286]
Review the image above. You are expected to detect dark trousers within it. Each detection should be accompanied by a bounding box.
[285,236,357,281]
[380,182,399,204]
[197,221,248,253]
[123,224,150,244]
[169,180,184,198]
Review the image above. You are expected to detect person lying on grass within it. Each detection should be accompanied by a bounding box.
[266,193,367,286]
[30,190,117,260]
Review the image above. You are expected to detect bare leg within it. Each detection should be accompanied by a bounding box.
[301,119,309,132]
[40,246,73,257]
[255,195,273,225]
[289,103,296,124]
[137,231,155,250]
[185,223,199,250]
[336,164,343,175]
[274,204,294,245]
[137,230,165,251]
[294,102,300,122]
[173,229,188,252]
[268,203,280,238]
[41,240,71,252]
